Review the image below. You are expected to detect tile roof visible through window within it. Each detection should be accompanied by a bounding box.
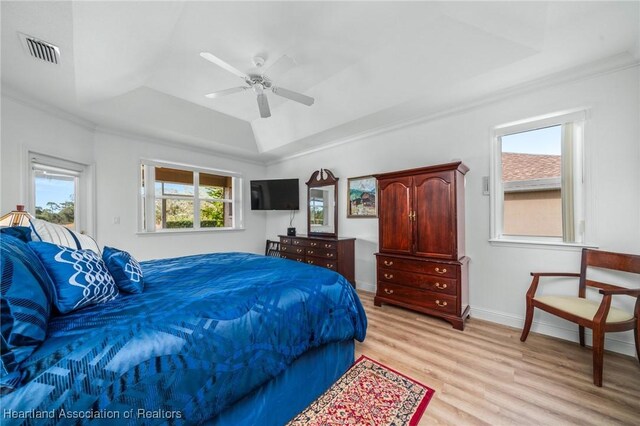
[502,153,561,182]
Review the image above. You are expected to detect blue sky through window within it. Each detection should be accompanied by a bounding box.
[501,125,561,155]
[35,176,75,207]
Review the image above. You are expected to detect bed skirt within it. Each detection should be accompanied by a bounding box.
[208,340,355,426]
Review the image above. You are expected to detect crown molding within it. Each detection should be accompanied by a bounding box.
[1,84,97,132]
[93,125,266,167]
[266,53,639,166]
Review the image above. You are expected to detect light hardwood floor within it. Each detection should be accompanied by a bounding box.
[355,291,640,425]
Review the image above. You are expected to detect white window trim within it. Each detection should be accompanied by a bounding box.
[26,151,96,237]
[489,109,595,248]
[138,159,244,233]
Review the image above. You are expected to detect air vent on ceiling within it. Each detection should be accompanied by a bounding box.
[19,33,60,64]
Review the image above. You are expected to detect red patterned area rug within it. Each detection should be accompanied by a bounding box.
[287,355,435,426]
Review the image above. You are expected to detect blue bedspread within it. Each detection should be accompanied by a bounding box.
[1,253,367,425]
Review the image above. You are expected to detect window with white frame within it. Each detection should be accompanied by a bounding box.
[29,153,87,232]
[491,110,586,245]
[139,161,243,232]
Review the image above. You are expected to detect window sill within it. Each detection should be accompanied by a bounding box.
[488,238,598,251]
[137,227,245,236]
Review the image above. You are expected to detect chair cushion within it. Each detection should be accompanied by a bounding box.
[535,295,634,323]
[29,241,119,314]
[29,218,100,254]
[102,246,144,294]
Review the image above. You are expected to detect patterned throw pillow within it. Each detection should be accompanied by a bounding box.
[29,218,101,254]
[29,242,119,314]
[0,234,55,393]
[0,226,32,242]
[102,246,145,294]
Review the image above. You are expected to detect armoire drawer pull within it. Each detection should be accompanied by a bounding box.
[383,260,393,266]
[435,300,447,307]
[384,273,394,279]
[435,267,447,274]
[384,288,394,294]
[434,282,447,290]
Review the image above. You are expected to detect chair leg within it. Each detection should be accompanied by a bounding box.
[520,301,534,342]
[635,321,640,364]
[592,327,605,387]
[579,325,585,347]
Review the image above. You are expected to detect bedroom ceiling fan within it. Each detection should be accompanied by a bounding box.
[200,52,314,118]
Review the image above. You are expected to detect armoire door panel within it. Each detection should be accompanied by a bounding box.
[378,177,412,254]
[413,171,456,259]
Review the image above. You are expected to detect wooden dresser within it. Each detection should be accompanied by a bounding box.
[279,235,356,286]
[373,162,470,330]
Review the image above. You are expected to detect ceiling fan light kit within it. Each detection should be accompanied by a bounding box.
[200,51,314,119]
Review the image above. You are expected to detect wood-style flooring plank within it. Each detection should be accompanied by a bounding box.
[355,291,640,425]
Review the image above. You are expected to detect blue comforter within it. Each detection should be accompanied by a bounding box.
[1,252,367,425]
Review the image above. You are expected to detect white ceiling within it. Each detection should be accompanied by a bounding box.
[2,1,639,162]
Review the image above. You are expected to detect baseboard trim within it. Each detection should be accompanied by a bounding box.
[470,306,636,357]
[356,280,376,293]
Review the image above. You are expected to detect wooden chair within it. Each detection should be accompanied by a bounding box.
[265,240,281,257]
[520,248,640,386]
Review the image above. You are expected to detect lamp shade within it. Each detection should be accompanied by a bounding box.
[0,205,33,227]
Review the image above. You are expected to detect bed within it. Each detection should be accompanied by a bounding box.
[1,244,367,425]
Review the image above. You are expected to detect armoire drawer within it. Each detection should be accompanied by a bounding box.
[377,256,458,279]
[376,282,457,314]
[377,268,457,295]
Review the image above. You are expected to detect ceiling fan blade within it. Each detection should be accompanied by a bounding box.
[272,86,314,106]
[200,52,249,80]
[263,55,296,79]
[205,86,249,98]
[256,93,271,118]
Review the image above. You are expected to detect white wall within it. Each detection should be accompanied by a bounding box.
[265,66,640,356]
[0,95,267,260]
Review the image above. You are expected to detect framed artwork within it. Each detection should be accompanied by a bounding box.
[347,175,377,218]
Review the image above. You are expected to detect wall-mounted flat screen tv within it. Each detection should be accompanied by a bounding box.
[250,179,299,210]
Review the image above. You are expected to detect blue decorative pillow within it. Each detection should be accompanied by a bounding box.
[29,242,119,314]
[1,335,22,394]
[0,226,32,242]
[102,246,144,294]
[0,234,54,392]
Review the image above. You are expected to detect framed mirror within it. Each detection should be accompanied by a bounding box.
[306,169,338,237]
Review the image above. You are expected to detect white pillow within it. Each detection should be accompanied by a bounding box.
[29,218,101,254]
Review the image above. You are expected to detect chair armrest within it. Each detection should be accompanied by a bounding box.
[599,288,640,297]
[530,272,581,277]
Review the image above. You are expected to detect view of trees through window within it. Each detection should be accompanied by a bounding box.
[34,172,76,229]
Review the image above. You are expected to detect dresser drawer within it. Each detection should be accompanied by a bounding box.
[290,238,308,247]
[306,247,337,259]
[377,268,457,295]
[280,237,291,245]
[377,256,458,279]
[377,282,457,314]
[281,252,304,262]
[306,258,337,271]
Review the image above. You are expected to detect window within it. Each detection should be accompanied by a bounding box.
[29,153,87,231]
[140,161,243,232]
[491,110,586,245]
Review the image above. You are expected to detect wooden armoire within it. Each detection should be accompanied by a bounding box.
[373,162,470,330]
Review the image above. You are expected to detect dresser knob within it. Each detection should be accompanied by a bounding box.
[384,288,394,294]
[282,247,287,251]
[310,242,317,247]
[307,260,314,265]
[296,259,303,262]
[325,244,332,248]
[326,264,334,269]
[296,248,303,253]
[327,253,334,258]
[294,241,300,245]
[435,267,447,274]
[383,260,393,266]
[384,273,394,279]
[435,300,447,308]
[307,250,314,255]
[434,282,447,290]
